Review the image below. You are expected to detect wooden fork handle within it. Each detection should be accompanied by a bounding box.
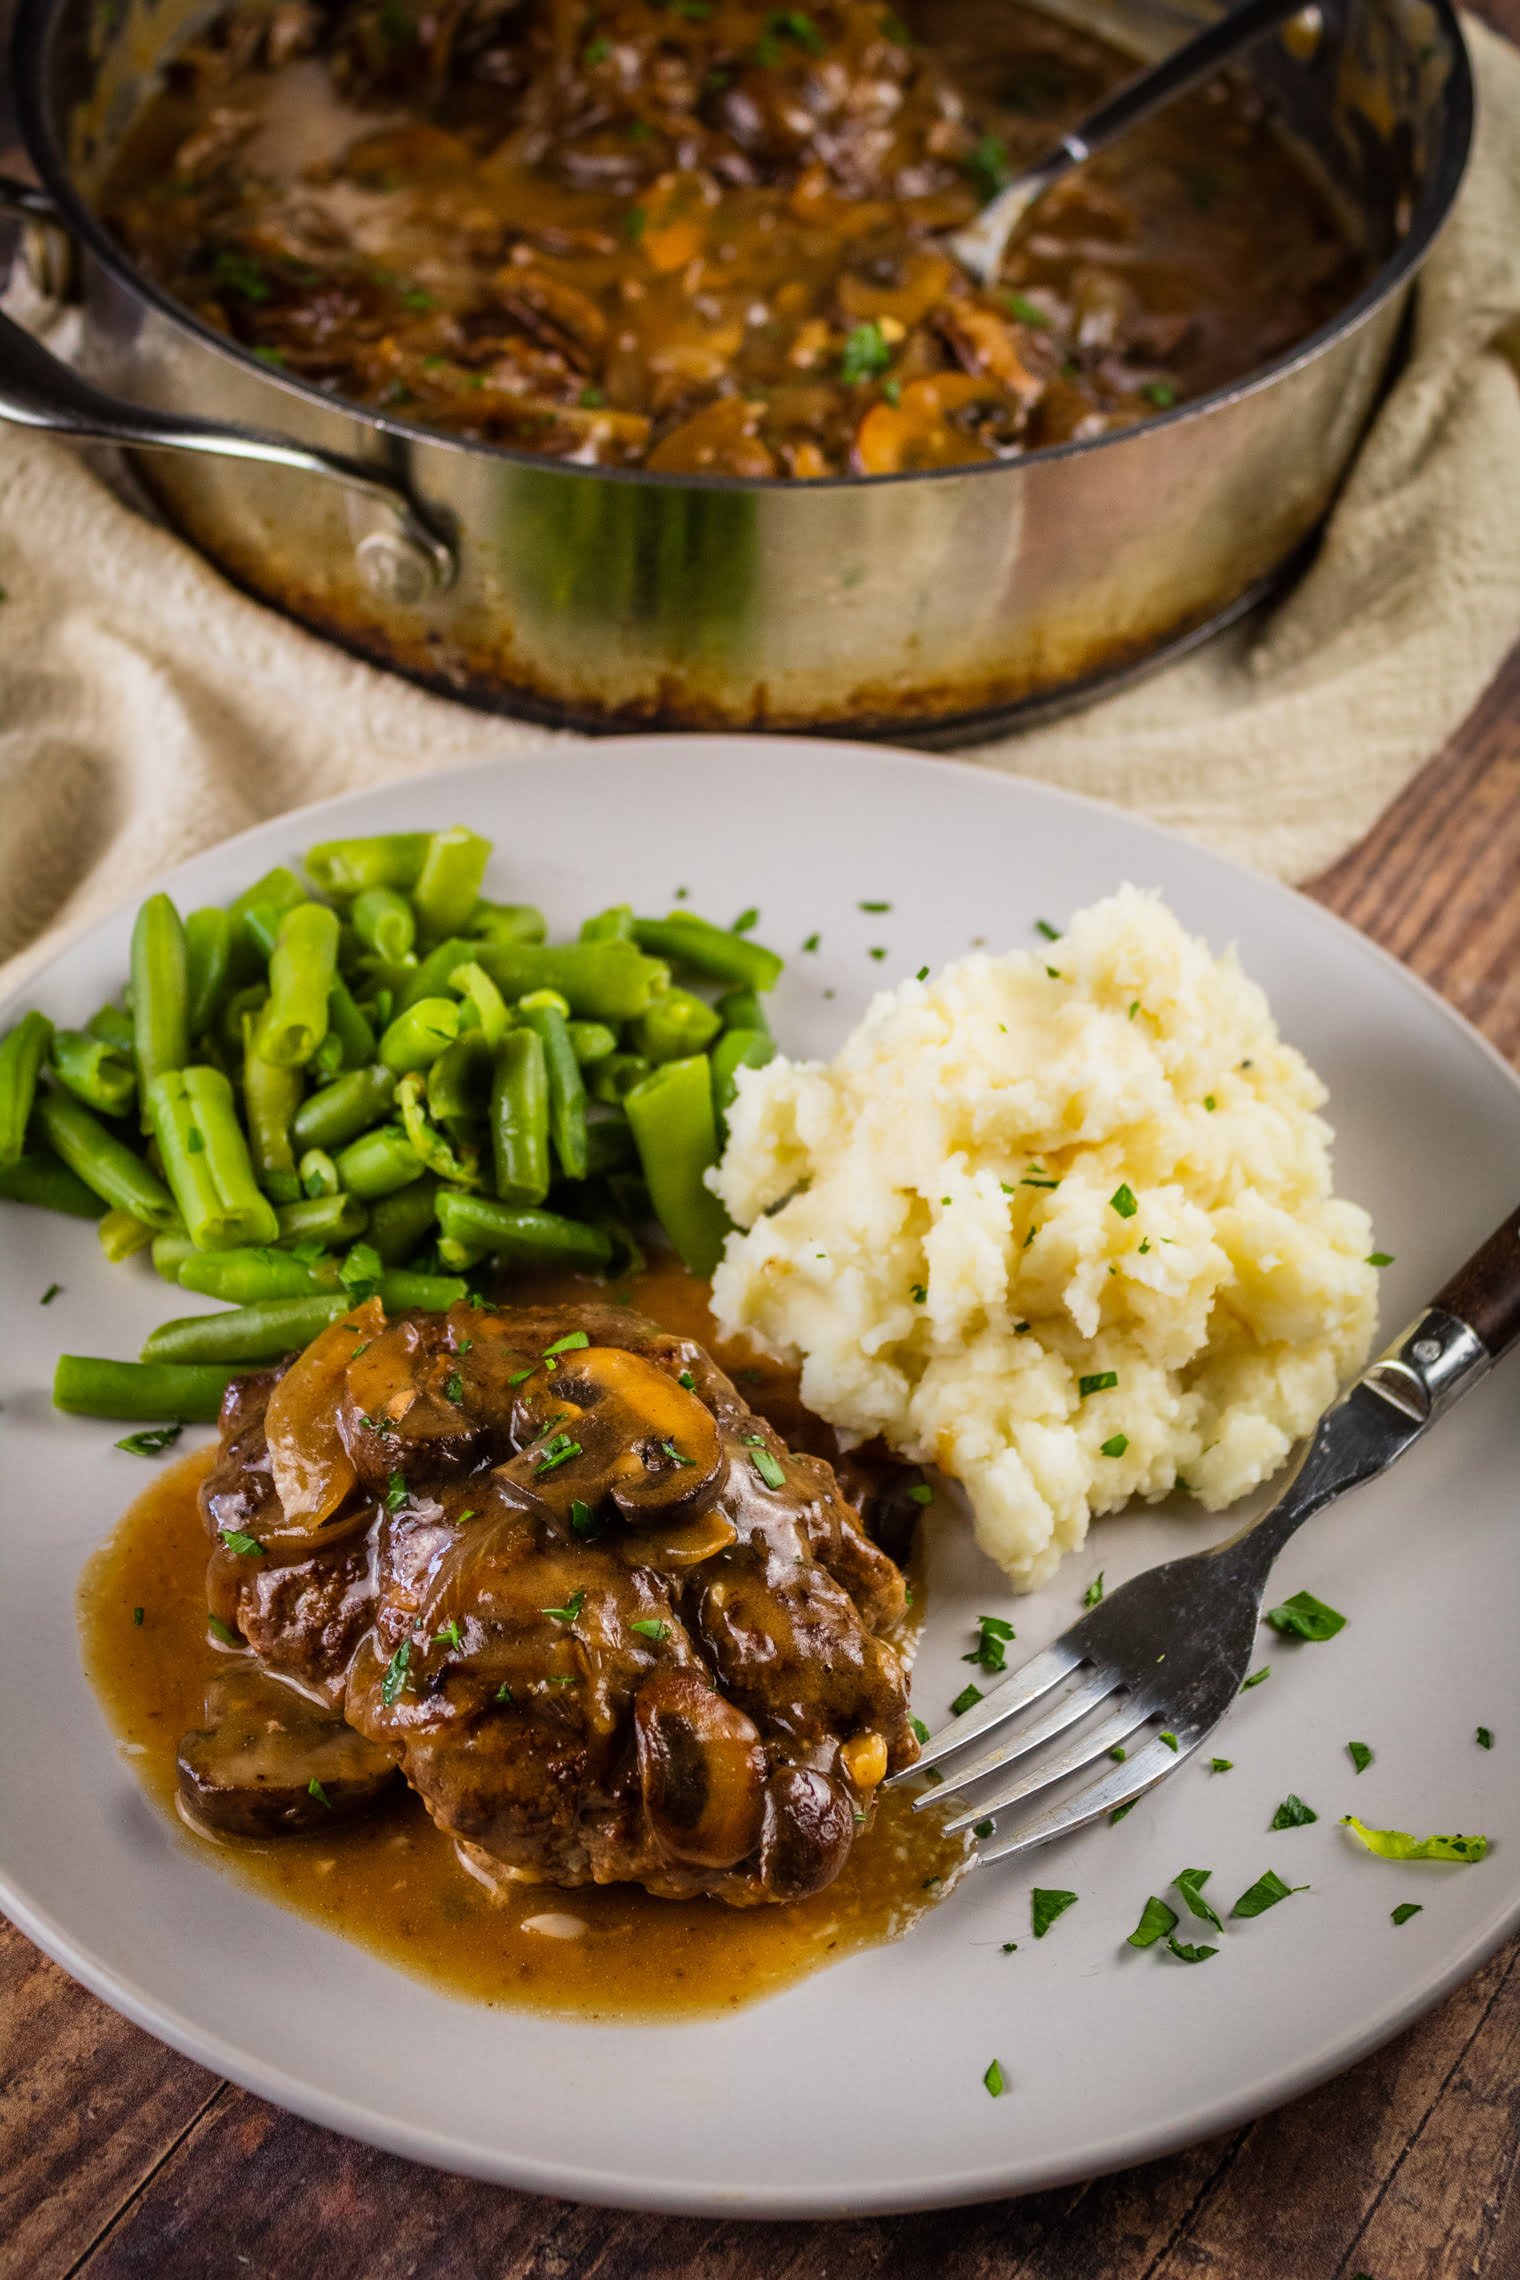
[1431,1202,1520,1359]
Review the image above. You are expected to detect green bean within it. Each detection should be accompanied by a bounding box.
[631,914,783,993]
[0,1011,54,1164]
[583,1113,635,1178]
[350,886,416,965]
[97,1208,156,1263]
[427,1034,493,1135]
[436,1233,491,1273]
[579,903,635,943]
[259,902,339,1067]
[366,1174,441,1265]
[292,1065,396,1153]
[333,1124,424,1199]
[230,866,306,960]
[716,987,771,1037]
[633,988,722,1065]
[414,827,490,944]
[397,1074,484,1186]
[379,996,460,1074]
[380,1269,468,1311]
[130,895,190,1115]
[435,1189,613,1272]
[449,960,509,1046]
[179,1246,326,1304]
[142,1293,353,1365]
[36,1089,176,1226]
[220,983,269,1060]
[466,939,669,1022]
[54,1355,240,1423]
[490,1028,550,1206]
[299,1148,341,1198]
[519,991,588,1181]
[567,1020,617,1068]
[0,1149,107,1218]
[590,1051,651,1106]
[147,1067,279,1248]
[625,1054,730,1277]
[184,908,233,1039]
[308,1030,345,1085]
[712,1027,776,1125]
[275,1192,368,1247]
[327,974,379,1070]
[88,1003,136,1054]
[151,1227,198,1281]
[305,833,430,899]
[242,1016,302,1198]
[51,1028,137,1117]
[396,936,478,1011]
[468,899,546,947]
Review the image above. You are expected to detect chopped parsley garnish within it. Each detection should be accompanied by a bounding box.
[380,1640,411,1706]
[908,1482,934,1507]
[1108,1745,1127,1763]
[1340,1816,1487,1864]
[910,1715,931,1744]
[631,1618,669,1642]
[1021,1173,1060,1189]
[1166,1936,1216,1964]
[1110,1801,1136,1824]
[982,2057,1007,2097]
[540,1331,589,1360]
[1391,1902,1423,1926]
[338,1241,384,1301]
[535,1435,583,1475]
[660,1440,693,1467]
[623,204,647,244]
[40,1281,61,1305]
[963,1614,1015,1672]
[1078,1372,1118,1398]
[307,1777,331,1809]
[219,1529,265,1557]
[1034,918,1061,940]
[859,899,892,913]
[1175,1868,1223,1930]
[1367,1252,1395,1267]
[114,1423,183,1457]
[1230,1867,1307,1918]
[1100,1434,1129,1459]
[1348,1740,1373,1773]
[495,1682,513,1704]
[1266,1589,1346,1642]
[915,965,929,981]
[840,321,892,385]
[967,132,1011,200]
[444,1372,464,1404]
[756,7,825,65]
[1271,1793,1318,1829]
[1209,1757,1233,1773]
[1142,381,1177,409]
[207,1615,239,1648]
[1476,1726,1494,1749]
[385,1472,408,1513]
[1241,1665,1271,1690]
[508,1366,536,1386]
[868,946,888,962]
[583,35,611,65]
[1159,1730,1179,1751]
[910,1283,928,1304]
[678,1370,696,1389]
[455,1508,476,1525]
[801,931,821,952]
[1202,1094,1217,1112]
[1031,1887,1078,1939]
[546,1674,579,1686]
[569,1498,598,1537]
[132,1607,144,1626]
[434,1619,462,1650]
[950,1682,983,1717]
[1109,1183,1138,1220]
[542,1590,586,1625]
[1127,1894,1178,1948]
[1083,1573,1105,1606]
[360,1413,397,1436]
[744,1436,785,1490]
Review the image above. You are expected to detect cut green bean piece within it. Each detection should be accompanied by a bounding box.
[716,987,771,1037]
[292,1065,396,1153]
[275,1192,368,1247]
[326,975,378,1070]
[468,900,547,947]
[380,1269,468,1311]
[583,1114,635,1179]
[184,908,233,1039]
[98,1207,156,1263]
[260,902,339,1068]
[0,1149,107,1218]
[147,1067,279,1248]
[35,1089,176,1226]
[350,886,417,965]
[130,895,190,1117]
[567,1021,617,1068]
[243,1016,302,1194]
[305,833,430,899]
[395,937,477,1012]
[631,915,783,992]
[414,827,491,944]
[625,1055,731,1277]
[379,996,461,1074]
[633,988,722,1065]
[299,1148,342,1198]
[519,992,588,1181]
[580,904,635,943]
[397,1072,485,1187]
[151,1227,199,1282]
[51,1026,135,1119]
[230,866,306,944]
[473,940,669,1022]
[88,1004,136,1054]
[712,1028,776,1126]
[490,1028,551,1206]
[54,1354,240,1423]
[366,1174,441,1265]
[0,1014,55,1164]
[333,1124,424,1200]
[590,1052,651,1106]
[179,1246,328,1304]
[426,1034,494,1136]
[435,1189,613,1272]
[142,1294,354,1365]
[449,961,510,1047]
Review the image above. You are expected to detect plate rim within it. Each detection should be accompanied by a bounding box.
[2,730,1517,2217]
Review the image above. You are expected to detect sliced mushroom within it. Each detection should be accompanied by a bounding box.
[516,1345,724,1525]
[837,247,956,330]
[758,1766,855,1900]
[634,1671,766,1869]
[262,1297,382,1537]
[852,374,1002,474]
[177,1664,399,1836]
[645,396,776,477]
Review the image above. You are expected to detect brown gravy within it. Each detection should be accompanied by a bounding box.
[77,1265,965,2021]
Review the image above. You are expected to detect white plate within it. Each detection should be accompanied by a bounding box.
[2,736,1516,2218]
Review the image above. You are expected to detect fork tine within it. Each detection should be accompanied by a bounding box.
[974,1730,1205,1864]
[910,1663,1125,1810]
[939,1697,1154,1834]
[894,1634,1086,1780]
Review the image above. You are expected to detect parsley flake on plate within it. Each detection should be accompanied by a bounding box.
[1476,1726,1495,1750]
[1265,1589,1346,1641]
[1174,1868,1223,1929]
[1348,1740,1374,1773]
[1083,1573,1105,1607]
[542,1590,586,1626]
[1127,1895,1177,1949]
[1271,1793,1319,1829]
[1231,1868,1307,1918]
[1166,1936,1217,1964]
[219,1529,265,1557]
[307,1777,331,1809]
[1391,1902,1423,1926]
[983,2057,1007,2097]
[114,1423,183,1457]
[1031,1887,1078,1939]
[950,1683,983,1717]
[380,1640,411,1707]
[963,1615,1015,1672]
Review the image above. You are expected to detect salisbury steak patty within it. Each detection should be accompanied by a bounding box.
[193,1298,918,1903]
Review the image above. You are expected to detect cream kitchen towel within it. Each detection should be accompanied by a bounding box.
[1,16,1517,990]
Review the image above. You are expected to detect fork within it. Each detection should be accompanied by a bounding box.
[894,1203,1520,1863]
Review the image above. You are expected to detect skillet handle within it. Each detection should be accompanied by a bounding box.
[0,183,454,600]
[1431,1202,1520,1360]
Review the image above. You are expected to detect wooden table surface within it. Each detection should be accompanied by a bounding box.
[3,15,1519,2247]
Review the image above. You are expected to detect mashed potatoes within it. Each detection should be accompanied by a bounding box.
[709,888,1379,1591]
